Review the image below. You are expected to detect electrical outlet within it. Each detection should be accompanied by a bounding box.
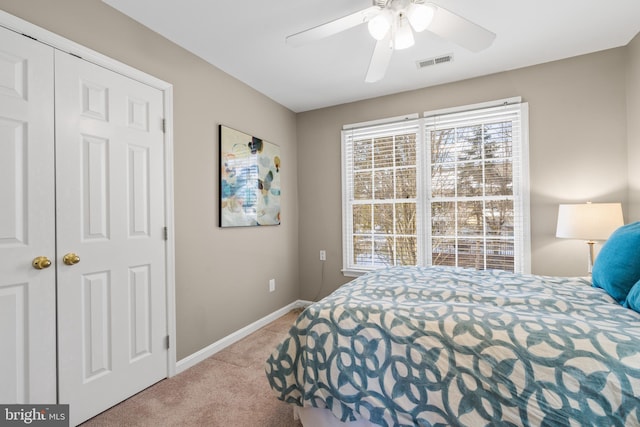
[269,279,275,292]
[320,250,326,261]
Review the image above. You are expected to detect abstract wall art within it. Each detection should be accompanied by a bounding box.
[219,125,281,227]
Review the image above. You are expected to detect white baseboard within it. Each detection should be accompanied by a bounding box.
[175,299,312,374]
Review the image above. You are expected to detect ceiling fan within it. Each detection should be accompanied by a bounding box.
[286,0,496,83]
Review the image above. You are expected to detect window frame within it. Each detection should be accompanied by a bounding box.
[341,98,530,277]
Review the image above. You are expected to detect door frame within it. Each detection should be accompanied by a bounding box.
[0,10,178,377]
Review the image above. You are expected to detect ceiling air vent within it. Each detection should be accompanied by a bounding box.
[416,54,454,69]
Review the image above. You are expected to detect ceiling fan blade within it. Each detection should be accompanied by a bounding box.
[286,6,380,47]
[425,3,496,52]
[365,34,393,83]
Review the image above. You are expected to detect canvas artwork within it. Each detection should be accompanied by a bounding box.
[219,125,281,227]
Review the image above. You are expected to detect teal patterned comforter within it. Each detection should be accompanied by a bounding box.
[265,266,640,426]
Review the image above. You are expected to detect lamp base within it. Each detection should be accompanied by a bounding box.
[587,240,595,274]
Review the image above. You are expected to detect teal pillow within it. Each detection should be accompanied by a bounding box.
[592,221,640,303]
[623,279,640,312]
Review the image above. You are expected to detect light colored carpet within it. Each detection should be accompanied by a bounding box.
[81,309,304,427]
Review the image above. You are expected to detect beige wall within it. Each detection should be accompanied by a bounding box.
[0,0,299,360]
[628,33,640,222]
[297,48,630,299]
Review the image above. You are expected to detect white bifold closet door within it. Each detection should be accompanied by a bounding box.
[55,50,168,426]
[0,24,169,426]
[0,22,57,406]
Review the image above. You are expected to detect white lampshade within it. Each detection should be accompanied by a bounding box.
[368,10,391,40]
[394,19,415,50]
[407,3,435,33]
[556,202,624,241]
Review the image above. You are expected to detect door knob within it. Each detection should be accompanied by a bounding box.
[63,253,81,266]
[32,256,52,270]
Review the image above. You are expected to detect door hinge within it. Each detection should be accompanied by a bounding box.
[165,335,170,349]
[163,226,168,241]
[162,119,166,133]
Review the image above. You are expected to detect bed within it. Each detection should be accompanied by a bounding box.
[265,265,640,426]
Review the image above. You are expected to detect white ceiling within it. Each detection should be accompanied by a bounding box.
[102,0,640,113]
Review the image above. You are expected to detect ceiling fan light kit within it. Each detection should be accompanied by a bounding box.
[286,0,496,83]
[407,3,435,32]
[394,18,415,50]
[367,1,435,46]
[368,9,392,40]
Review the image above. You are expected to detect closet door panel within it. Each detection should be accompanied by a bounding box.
[0,26,56,404]
[55,50,168,426]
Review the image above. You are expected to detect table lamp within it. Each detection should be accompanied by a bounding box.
[556,202,623,273]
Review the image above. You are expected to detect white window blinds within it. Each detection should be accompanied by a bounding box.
[342,118,423,274]
[342,99,530,276]
[425,101,530,273]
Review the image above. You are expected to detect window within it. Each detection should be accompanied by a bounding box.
[342,116,423,271]
[342,99,529,276]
